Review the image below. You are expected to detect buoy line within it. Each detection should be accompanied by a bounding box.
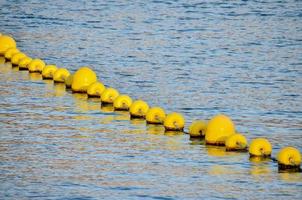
[0,34,301,173]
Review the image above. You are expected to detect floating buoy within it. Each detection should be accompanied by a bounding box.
[100,88,119,104]
[225,133,248,152]
[53,68,70,83]
[129,100,149,118]
[28,59,46,73]
[277,147,301,172]
[189,120,207,138]
[87,82,106,98]
[146,107,166,124]
[113,95,133,111]
[0,35,17,55]
[11,52,27,66]
[18,57,32,70]
[42,65,58,79]
[205,114,235,146]
[4,47,19,60]
[65,74,73,88]
[249,138,272,157]
[72,67,97,93]
[164,112,185,131]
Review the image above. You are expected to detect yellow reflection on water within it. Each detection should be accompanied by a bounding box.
[43,79,55,98]
[43,79,53,85]
[164,130,183,136]
[5,61,12,68]
[72,93,102,118]
[206,145,227,157]
[100,115,115,124]
[53,83,66,97]
[114,111,130,121]
[88,97,101,102]
[122,129,145,134]
[0,57,5,64]
[249,156,271,163]
[130,118,146,125]
[189,137,205,145]
[78,126,93,132]
[249,157,273,181]
[99,112,130,125]
[29,72,42,81]
[208,165,236,175]
[12,65,19,72]
[0,58,13,70]
[73,92,87,101]
[249,164,271,176]
[164,134,183,150]
[101,104,114,112]
[70,134,93,139]
[278,172,302,182]
[206,145,244,157]
[87,103,101,111]
[73,93,90,112]
[0,62,11,73]
[146,124,165,135]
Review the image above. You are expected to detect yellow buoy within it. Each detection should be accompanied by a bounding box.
[53,68,70,83]
[42,65,58,79]
[4,47,19,60]
[100,88,119,104]
[146,107,166,124]
[249,138,272,157]
[65,74,73,88]
[205,114,235,146]
[163,112,185,131]
[225,133,248,151]
[189,120,207,138]
[277,147,301,171]
[18,57,32,70]
[72,67,97,93]
[113,95,133,111]
[87,82,106,97]
[28,59,46,73]
[129,100,149,118]
[11,52,27,66]
[0,35,17,55]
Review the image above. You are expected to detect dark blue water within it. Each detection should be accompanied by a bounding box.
[1,0,302,199]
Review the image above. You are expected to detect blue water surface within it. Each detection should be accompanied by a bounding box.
[0,0,302,199]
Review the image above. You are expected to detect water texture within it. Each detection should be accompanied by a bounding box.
[0,0,302,199]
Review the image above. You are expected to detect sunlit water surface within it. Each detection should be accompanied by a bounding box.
[1,0,302,199]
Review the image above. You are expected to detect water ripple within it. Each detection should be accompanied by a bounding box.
[1,0,302,199]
